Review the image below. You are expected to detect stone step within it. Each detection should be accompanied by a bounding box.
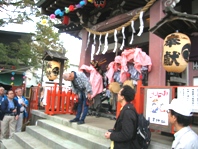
[34,112,111,139]
[1,139,24,149]
[31,110,173,149]
[36,119,110,149]
[26,125,88,149]
[13,132,52,149]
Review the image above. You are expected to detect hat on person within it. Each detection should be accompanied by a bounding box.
[109,82,121,93]
[168,98,193,116]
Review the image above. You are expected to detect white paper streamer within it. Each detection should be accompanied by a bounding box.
[91,45,95,60]
[85,32,91,50]
[96,34,102,55]
[120,27,125,50]
[102,33,109,54]
[113,30,118,53]
[93,34,96,45]
[137,11,144,36]
[129,21,136,45]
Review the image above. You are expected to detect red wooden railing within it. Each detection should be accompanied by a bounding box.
[44,84,77,115]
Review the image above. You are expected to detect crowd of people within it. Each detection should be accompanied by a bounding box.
[0,87,28,139]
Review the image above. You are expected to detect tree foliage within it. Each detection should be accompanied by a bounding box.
[0,0,40,26]
[0,1,68,75]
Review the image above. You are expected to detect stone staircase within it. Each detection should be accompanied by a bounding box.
[1,111,111,149]
[0,110,181,149]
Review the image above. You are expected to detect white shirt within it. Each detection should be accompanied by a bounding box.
[172,126,198,149]
[17,96,25,112]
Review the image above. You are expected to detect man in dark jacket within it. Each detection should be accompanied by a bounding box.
[1,90,20,139]
[105,85,140,149]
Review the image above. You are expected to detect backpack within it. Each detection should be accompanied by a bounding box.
[135,113,151,149]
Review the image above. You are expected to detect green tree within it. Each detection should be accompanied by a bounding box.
[0,0,39,27]
[0,1,68,70]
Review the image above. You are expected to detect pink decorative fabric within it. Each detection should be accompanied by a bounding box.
[80,64,103,98]
[121,48,152,73]
[106,56,127,83]
[106,48,152,84]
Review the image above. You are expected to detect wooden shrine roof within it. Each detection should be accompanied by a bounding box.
[37,0,148,39]
[149,7,198,39]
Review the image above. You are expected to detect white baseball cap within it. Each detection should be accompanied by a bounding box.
[168,98,193,116]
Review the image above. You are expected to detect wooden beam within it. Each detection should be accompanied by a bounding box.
[90,7,149,31]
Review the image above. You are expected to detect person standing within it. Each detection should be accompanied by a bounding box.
[63,71,92,125]
[105,85,140,149]
[167,98,198,149]
[0,87,6,136]
[1,90,20,139]
[14,88,29,132]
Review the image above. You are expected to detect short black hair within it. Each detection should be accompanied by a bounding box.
[6,90,14,95]
[170,110,192,126]
[120,85,135,102]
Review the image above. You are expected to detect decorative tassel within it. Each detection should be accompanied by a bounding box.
[113,30,118,53]
[85,31,91,50]
[129,21,136,45]
[120,27,125,50]
[96,34,102,55]
[137,11,144,36]
[102,33,109,54]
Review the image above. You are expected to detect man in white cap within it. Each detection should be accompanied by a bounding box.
[167,98,198,149]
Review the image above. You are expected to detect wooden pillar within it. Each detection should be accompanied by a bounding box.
[148,1,166,86]
[79,29,92,67]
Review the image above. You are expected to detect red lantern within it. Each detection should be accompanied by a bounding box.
[94,0,106,8]
[62,16,70,25]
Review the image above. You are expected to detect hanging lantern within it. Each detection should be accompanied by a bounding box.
[62,16,70,25]
[94,0,106,8]
[46,61,60,81]
[162,32,191,73]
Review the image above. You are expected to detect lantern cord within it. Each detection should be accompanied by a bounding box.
[84,0,157,35]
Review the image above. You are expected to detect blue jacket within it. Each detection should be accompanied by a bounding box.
[14,96,29,108]
[1,98,20,115]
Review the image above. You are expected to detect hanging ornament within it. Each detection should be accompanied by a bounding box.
[55,9,61,16]
[10,82,14,85]
[94,0,106,8]
[75,4,82,8]
[162,32,191,73]
[23,76,26,79]
[137,11,144,36]
[80,1,86,6]
[102,33,109,54]
[11,66,16,69]
[96,34,102,55]
[62,16,70,25]
[11,77,14,80]
[120,27,125,50]
[50,14,56,19]
[129,21,135,45]
[88,0,93,3]
[113,30,118,53]
[69,5,75,11]
[41,19,47,25]
[11,72,15,75]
